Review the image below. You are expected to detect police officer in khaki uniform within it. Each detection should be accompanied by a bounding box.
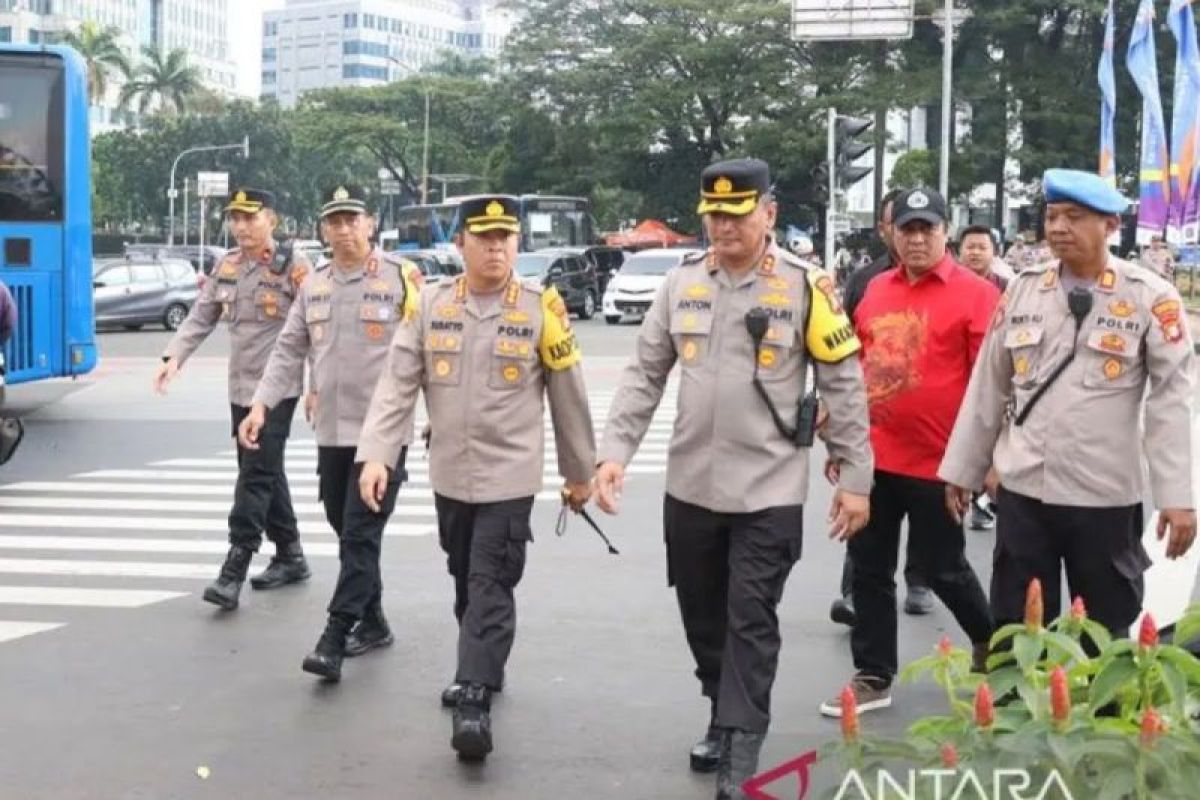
[941,169,1197,637]
[239,185,420,681]
[1140,235,1176,279]
[155,188,312,610]
[594,159,873,800]
[356,195,595,761]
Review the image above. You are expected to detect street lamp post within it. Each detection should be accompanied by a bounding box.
[384,52,431,205]
[167,136,249,245]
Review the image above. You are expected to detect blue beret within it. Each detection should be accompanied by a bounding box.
[1042,168,1128,215]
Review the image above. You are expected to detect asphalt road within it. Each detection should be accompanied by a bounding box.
[0,317,1193,800]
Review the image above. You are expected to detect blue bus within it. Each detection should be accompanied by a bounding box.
[0,45,96,389]
[386,194,596,252]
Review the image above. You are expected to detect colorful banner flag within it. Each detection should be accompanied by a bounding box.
[1099,0,1117,186]
[1127,0,1171,243]
[1168,0,1200,244]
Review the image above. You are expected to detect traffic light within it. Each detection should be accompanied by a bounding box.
[836,115,874,189]
[810,163,829,204]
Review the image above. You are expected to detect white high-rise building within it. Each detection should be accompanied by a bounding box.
[261,0,511,107]
[0,0,240,129]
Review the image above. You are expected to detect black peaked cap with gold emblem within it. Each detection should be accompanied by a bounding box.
[225,188,276,214]
[459,195,521,235]
[320,184,369,218]
[697,158,771,216]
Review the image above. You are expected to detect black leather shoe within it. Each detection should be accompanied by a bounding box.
[250,541,311,590]
[345,607,394,657]
[829,596,856,627]
[451,684,493,761]
[202,545,254,610]
[715,729,766,800]
[302,616,353,682]
[441,682,463,709]
[690,725,722,773]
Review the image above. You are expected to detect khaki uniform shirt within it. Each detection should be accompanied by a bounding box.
[356,276,595,504]
[252,249,419,447]
[939,256,1195,509]
[598,243,874,514]
[1141,248,1175,279]
[164,247,310,406]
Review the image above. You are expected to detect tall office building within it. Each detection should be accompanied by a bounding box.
[261,0,511,107]
[0,0,239,129]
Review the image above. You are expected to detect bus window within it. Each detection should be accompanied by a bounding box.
[522,199,592,250]
[394,203,459,249]
[0,54,64,222]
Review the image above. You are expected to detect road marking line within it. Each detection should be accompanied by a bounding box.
[0,536,342,555]
[0,482,559,502]
[0,587,186,608]
[0,558,218,579]
[0,496,437,517]
[0,514,435,537]
[0,621,65,642]
[84,466,664,481]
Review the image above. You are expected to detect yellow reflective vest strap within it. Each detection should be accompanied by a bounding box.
[804,267,861,363]
[400,267,420,322]
[538,286,582,371]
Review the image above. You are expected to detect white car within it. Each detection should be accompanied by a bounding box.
[602,247,700,324]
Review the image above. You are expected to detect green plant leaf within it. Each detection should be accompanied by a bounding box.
[1045,631,1090,665]
[1089,654,1139,712]
[1096,767,1137,800]
[988,666,1026,699]
[1081,619,1114,653]
[907,716,963,741]
[1014,632,1045,674]
[1174,606,1200,649]
[1157,645,1200,685]
[1155,660,1189,720]
[990,623,1028,648]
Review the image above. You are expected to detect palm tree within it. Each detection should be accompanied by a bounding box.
[119,46,202,115]
[59,21,131,104]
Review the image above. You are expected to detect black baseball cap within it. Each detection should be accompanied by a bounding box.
[320,184,369,218]
[893,187,948,228]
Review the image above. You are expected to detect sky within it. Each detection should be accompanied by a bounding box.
[231,0,283,97]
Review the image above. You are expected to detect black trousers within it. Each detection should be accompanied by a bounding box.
[228,400,299,550]
[839,540,927,597]
[663,494,803,734]
[849,471,994,682]
[435,494,535,690]
[319,446,408,621]
[992,488,1147,637]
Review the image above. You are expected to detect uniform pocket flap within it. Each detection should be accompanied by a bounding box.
[494,338,536,361]
[305,304,331,323]
[1003,327,1044,348]
[1085,329,1137,359]
[360,302,395,323]
[669,311,714,336]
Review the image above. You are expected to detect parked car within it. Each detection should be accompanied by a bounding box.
[602,247,700,324]
[515,249,600,320]
[558,245,626,295]
[124,243,226,276]
[293,239,326,267]
[93,256,200,331]
[395,249,463,287]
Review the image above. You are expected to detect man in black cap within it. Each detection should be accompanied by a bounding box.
[597,158,873,799]
[356,194,595,760]
[156,187,314,611]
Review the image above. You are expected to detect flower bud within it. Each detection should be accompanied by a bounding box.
[974,683,994,729]
[1140,708,1165,748]
[1070,596,1087,622]
[1024,578,1044,633]
[937,635,953,659]
[1139,613,1159,651]
[940,742,958,769]
[840,685,859,743]
[1050,667,1070,724]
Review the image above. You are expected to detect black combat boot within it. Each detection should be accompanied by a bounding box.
[451,683,494,761]
[715,729,766,800]
[249,540,311,590]
[301,615,354,682]
[345,603,394,657]
[690,699,721,773]
[202,545,254,610]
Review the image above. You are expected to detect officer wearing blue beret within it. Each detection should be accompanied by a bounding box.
[941,168,1197,639]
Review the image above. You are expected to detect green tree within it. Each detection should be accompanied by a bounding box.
[119,45,201,115]
[58,21,131,104]
[889,149,938,190]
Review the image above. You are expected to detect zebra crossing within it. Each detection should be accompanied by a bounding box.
[0,389,678,645]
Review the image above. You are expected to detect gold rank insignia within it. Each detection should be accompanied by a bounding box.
[443,335,457,349]
[1098,269,1117,291]
[234,190,247,203]
[1014,356,1029,376]
[438,305,460,320]
[1041,270,1058,290]
[1103,358,1123,380]
[372,279,389,292]
[518,342,531,356]
[1109,300,1135,318]
[365,323,385,340]
[759,293,790,308]
[1099,333,1125,353]
[435,359,452,378]
[487,200,505,217]
[1016,329,1032,345]
[714,177,733,195]
[758,348,776,368]
[503,364,521,383]
[505,310,530,324]
[759,254,776,275]
[682,340,698,361]
[685,284,710,299]
[766,277,790,291]
[334,186,349,201]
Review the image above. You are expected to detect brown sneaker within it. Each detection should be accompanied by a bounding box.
[819,674,893,718]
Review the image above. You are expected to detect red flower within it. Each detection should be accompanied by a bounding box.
[1070,596,1087,622]
[1140,708,1165,748]
[840,685,859,743]
[937,635,953,659]
[1139,613,1159,651]
[1050,667,1070,724]
[941,743,959,768]
[1024,578,1044,633]
[974,683,994,729]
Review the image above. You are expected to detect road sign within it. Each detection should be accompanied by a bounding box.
[792,0,914,41]
[830,215,854,234]
[379,178,402,195]
[196,171,228,198]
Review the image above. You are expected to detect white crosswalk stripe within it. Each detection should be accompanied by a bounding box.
[0,390,680,646]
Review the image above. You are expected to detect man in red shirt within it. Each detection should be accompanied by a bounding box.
[820,188,996,717]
